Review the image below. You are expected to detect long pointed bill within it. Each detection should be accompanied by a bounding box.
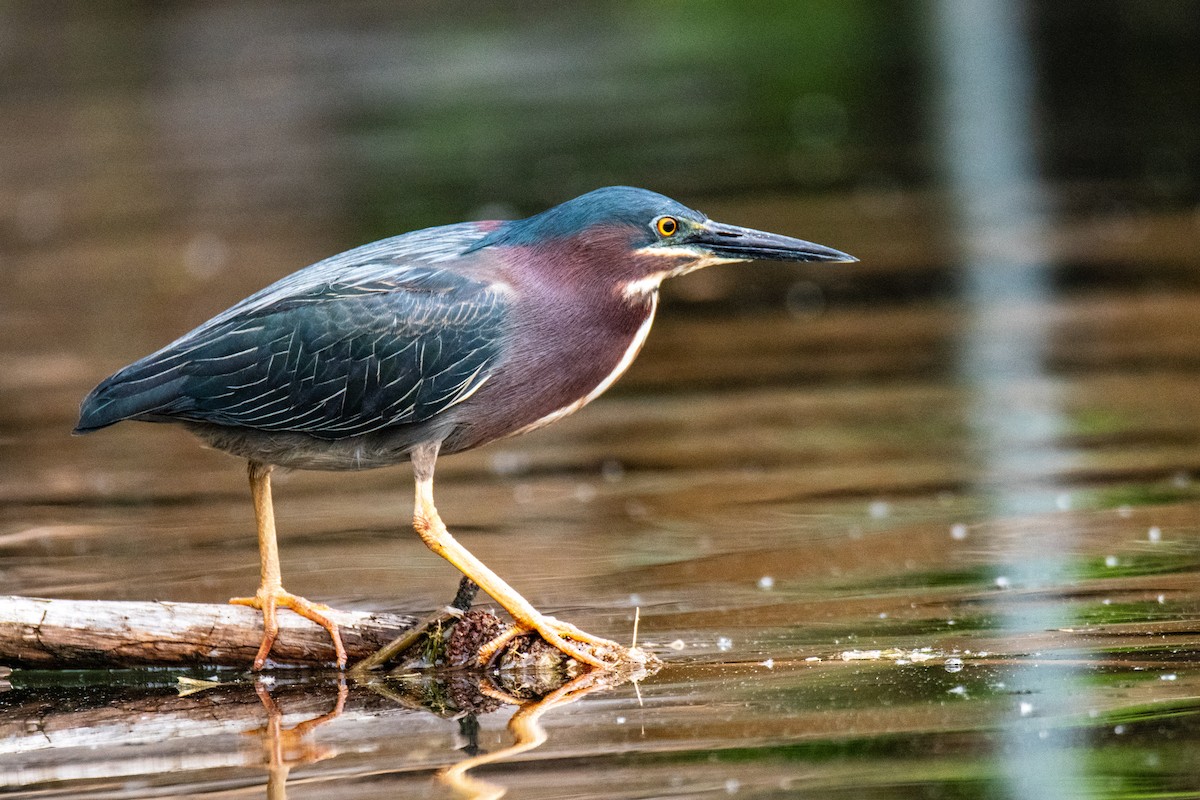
[690,221,857,263]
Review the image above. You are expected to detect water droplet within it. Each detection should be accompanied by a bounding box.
[995,575,1011,589]
[948,685,967,696]
[489,451,529,476]
[183,232,229,279]
[944,657,964,673]
[1161,673,1177,681]
[1104,555,1119,568]
[1056,493,1072,511]
[667,639,686,651]
[600,460,625,482]
[1148,526,1162,542]
[868,500,890,519]
[950,523,968,540]
[761,658,775,669]
[716,636,733,652]
[757,575,775,590]
[1019,701,1034,716]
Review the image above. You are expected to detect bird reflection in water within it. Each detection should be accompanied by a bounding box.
[245,655,655,800]
[249,679,348,800]
[441,668,648,800]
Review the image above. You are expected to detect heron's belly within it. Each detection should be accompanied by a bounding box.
[184,422,431,471]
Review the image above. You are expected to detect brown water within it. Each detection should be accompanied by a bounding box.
[4,3,1200,799]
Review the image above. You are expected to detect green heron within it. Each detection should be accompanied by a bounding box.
[75,186,855,670]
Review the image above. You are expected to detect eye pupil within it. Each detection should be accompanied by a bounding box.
[657,217,678,236]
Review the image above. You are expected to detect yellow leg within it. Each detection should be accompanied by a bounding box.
[230,461,347,669]
[409,443,621,670]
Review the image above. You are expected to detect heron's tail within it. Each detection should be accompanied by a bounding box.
[74,363,187,434]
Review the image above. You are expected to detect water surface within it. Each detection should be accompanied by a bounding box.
[3,3,1200,799]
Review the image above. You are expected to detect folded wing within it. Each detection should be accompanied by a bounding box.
[76,227,508,440]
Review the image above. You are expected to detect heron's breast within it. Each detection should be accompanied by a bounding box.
[442,286,658,453]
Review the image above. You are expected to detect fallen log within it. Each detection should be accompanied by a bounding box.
[0,595,420,669]
[0,588,650,675]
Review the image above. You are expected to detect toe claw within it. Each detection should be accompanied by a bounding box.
[230,586,346,670]
[479,617,623,670]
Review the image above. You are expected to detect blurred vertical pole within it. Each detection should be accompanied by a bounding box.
[930,2,1091,799]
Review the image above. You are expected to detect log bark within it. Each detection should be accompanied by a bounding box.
[0,595,419,668]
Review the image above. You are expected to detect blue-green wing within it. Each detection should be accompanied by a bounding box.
[77,228,509,439]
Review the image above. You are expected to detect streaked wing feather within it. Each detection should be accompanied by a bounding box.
[166,271,506,438]
[78,223,509,438]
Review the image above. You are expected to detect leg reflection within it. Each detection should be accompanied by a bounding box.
[439,669,640,800]
[249,679,347,800]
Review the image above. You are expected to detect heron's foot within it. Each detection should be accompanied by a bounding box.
[230,586,347,670]
[478,614,624,670]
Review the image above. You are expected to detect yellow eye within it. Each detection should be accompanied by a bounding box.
[655,216,678,237]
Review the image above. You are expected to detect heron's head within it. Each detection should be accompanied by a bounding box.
[477,186,856,298]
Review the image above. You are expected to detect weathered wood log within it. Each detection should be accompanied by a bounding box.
[0,595,420,668]
[0,592,651,675]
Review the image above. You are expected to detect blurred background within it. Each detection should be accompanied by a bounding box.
[3,1,1199,360]
[3,2,1200,799]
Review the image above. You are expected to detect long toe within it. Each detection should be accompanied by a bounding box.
[230,591,280,670]
[230,588,347,669]
[479,617,623,670]
[541,616,623,649]
[534,620,622,668]
[274,591,348,669]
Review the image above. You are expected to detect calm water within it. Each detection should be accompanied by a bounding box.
[3,3,1200,799]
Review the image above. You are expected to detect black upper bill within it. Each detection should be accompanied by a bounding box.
[691,221,857,263]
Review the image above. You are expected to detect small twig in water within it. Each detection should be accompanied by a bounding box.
[350,577,480,675]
